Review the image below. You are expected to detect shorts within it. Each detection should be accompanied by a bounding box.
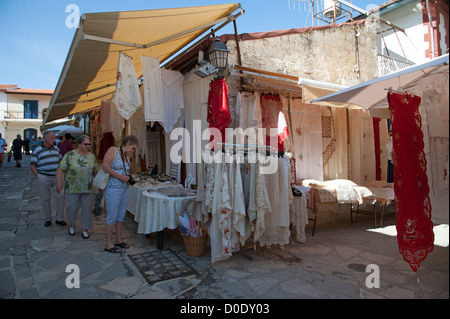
[103,186,129,225]
[13,150,22,160]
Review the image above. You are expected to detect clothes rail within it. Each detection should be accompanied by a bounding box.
[202,143,279,157]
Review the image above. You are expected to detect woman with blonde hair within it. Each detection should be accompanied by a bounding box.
[102,135,138,253]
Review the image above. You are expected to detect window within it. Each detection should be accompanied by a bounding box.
[24,100,38,119]
[24,128,37,141]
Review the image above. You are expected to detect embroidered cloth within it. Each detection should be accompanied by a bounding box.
[260,94,289,151]
[141,55,164,122]
[388,92,434,272]
[161,69,184,133]
[112,52,142,120]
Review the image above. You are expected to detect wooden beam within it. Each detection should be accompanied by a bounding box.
[233,65,299,82]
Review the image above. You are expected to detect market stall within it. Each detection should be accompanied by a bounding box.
[41,3,421,265]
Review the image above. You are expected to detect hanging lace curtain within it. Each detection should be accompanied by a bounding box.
[112,52,142,120]
[141,55,164,122]
[289,99,323,181]
[348,109,376,185]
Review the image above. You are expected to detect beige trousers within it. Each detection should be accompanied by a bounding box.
[37,174,64,222]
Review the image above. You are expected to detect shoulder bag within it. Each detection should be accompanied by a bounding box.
[93,147,117,190]
[93,168,109,190]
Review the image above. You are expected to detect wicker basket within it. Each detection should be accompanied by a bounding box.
[181,231,208,257]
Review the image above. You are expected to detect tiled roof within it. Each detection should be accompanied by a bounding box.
[4,88,54,95]
[220,20,367,42]
[0,84,18,90]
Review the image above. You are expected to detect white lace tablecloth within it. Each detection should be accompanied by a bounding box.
[365,181,395,205]
[135,190,201,234]
[367,187,395,205]
[127,182,182,216]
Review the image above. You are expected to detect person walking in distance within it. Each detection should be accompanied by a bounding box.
[29,136,38,153]
[58,133,73,159]
[12,134,24,167]
[24,137,31,155]
[30,131,67,227]
[0,133,7,170]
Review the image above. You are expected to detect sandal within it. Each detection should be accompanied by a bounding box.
[104,247,121,253]
[114,242,130,249]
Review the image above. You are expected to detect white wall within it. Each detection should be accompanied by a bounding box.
[0,92,7,136]
[378,1,428,63]
[2,93,51,143]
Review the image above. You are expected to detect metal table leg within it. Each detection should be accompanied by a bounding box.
[374,202,377,228]
[157,230,164,250]
[350,203,354,223]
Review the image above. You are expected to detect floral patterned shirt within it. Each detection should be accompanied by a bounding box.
[59,150,97,193]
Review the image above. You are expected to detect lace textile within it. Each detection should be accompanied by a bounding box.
[388,92,434,272]
[112,52,142,120]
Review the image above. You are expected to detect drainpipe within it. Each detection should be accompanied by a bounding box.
[233,19,244,89]
[425,0,436,58]
[355,29,361,82]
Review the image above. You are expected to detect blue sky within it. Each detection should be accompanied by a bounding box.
[0,0,385,90]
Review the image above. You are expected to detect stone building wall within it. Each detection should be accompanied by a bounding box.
[224,20,379,95]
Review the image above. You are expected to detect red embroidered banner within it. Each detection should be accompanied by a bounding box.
[388,92,434,272]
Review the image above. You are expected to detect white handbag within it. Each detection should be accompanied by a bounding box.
[93,169,109,190]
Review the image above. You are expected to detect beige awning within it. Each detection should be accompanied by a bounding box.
[299,79,362,109]
[44,3,243,124]
[311,54,449,117]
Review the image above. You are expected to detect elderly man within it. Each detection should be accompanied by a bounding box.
[30,131,67,227]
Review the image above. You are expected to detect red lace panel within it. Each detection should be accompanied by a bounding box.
[388,92,434,272]
[260,94,289,152]
[207,78,232,146]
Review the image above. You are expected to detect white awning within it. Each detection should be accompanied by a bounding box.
[311,54,449,117]
[299,78,361,109]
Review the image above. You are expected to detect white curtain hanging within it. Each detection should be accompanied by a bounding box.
[161,69,184,133]
[289,99,323,181]
[141,55,164,122]
[348,109,376,185]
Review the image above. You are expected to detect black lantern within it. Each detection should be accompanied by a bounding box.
[207,38,229,77]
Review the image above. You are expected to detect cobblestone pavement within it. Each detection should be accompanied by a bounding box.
[0,155,448,302]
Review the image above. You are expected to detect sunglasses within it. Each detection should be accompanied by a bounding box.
[82,143,92,146]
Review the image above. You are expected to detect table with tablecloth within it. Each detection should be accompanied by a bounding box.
[127,181,182,216]
[300,179,395,228]
[365,181,395,205]
[363,181,395,227]
[134,188,201,249]
[135,190,200,234]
